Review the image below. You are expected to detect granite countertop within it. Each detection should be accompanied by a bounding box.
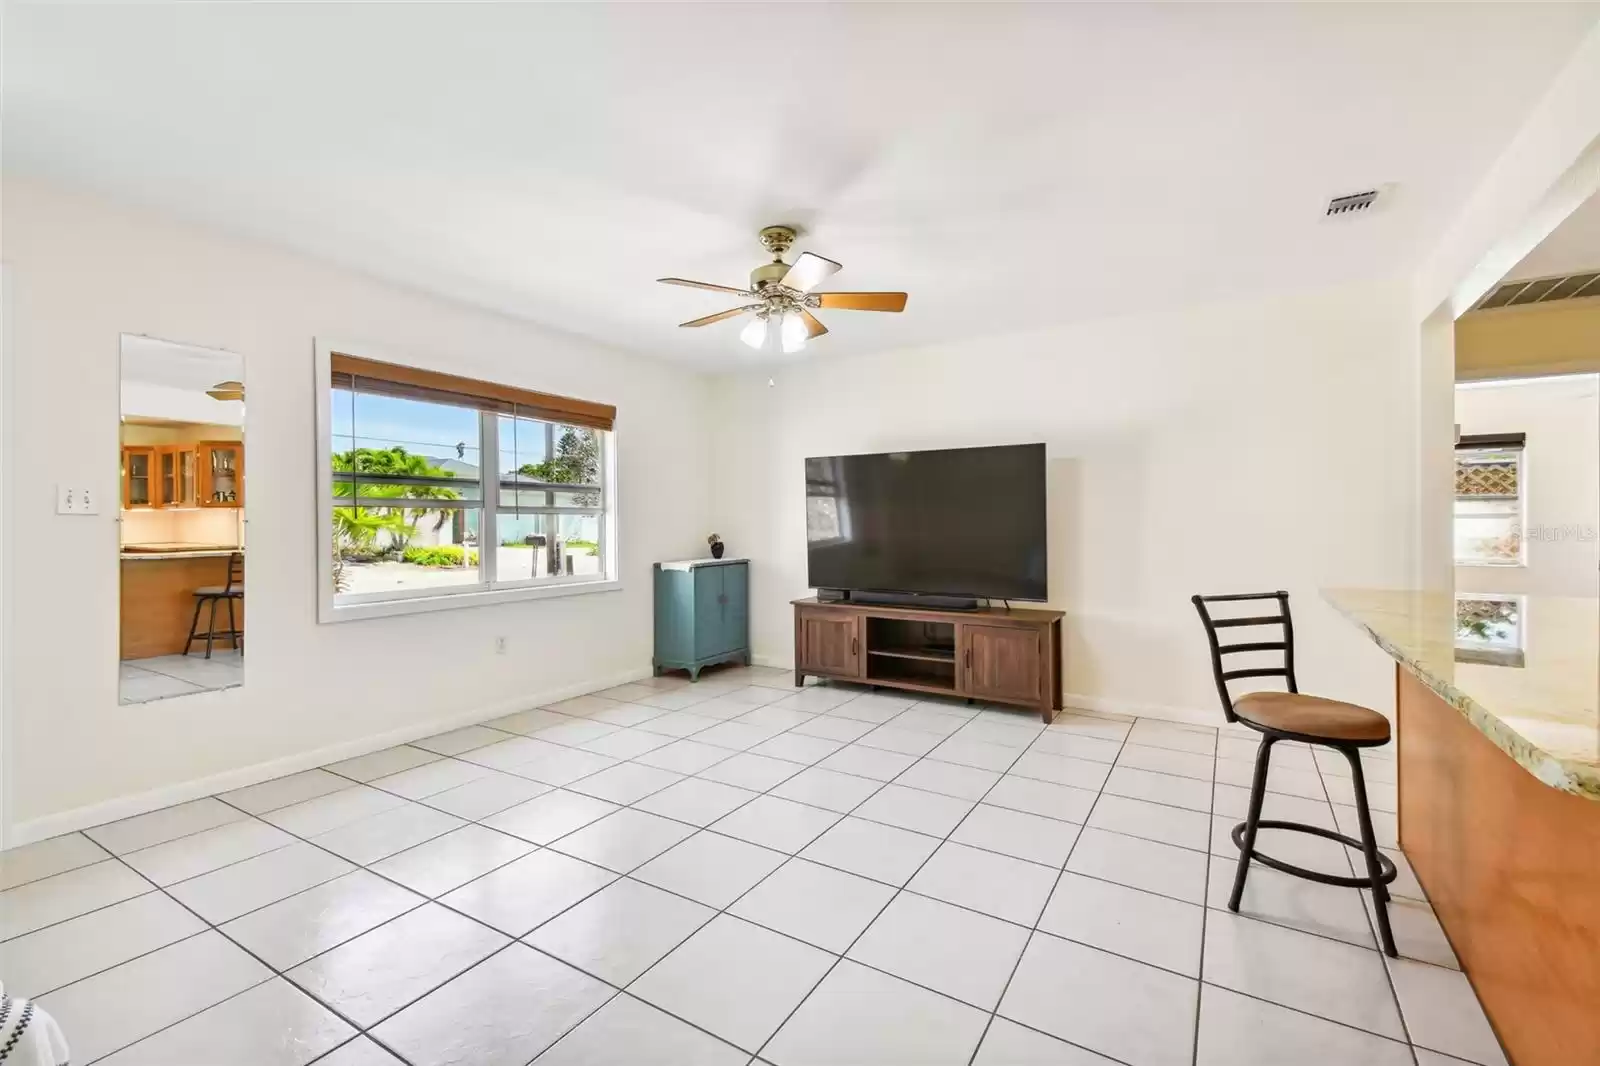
[1324,587,1599,800]
[121,543,242,561]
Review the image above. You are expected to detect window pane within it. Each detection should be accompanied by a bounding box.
[502,415,600,494]
[339,390,480,454]
[338,480,482,504]
[1456,597,1520,647]
[557,514,603,577]
[1454,509,1520,564]
[499,489,602,510]
[494,513,601,582]
[333,507,482,597]
[496,514,549,582]
[1455,450,1519,498]
[334,390,480,491]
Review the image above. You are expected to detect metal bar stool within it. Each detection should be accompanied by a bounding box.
[1191,590,1398,957]
[185,552,243,659]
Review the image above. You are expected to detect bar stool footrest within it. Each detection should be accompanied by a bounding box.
[1232,819,1397,888]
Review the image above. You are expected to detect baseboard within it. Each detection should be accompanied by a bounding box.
[754,652,1216,730]
[9,666,651,846]
[1059,692,1218,730]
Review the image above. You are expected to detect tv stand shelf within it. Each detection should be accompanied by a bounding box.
[867,647,957,663]
[793,597,1064,723]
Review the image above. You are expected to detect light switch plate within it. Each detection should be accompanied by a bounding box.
[56,484,100,515]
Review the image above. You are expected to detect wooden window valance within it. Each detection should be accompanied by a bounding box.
[330,352,615,431]
[1455,432,1524,451]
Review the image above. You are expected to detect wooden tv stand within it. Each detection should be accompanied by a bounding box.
[792,597,1064,723]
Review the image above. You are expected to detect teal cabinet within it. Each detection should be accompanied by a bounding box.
[654,558,750,680]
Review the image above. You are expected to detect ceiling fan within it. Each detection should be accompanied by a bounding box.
[206,380,244,402]
[659,225,907,354]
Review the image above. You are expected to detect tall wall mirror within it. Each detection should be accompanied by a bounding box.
[119,335,246,704]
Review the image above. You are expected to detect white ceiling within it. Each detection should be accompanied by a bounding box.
[1506,192,1600,280]
[7,4,1597,369]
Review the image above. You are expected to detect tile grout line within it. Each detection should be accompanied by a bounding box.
[1191,726,1218,1066]
[170,684,938,1062]
[33,716,1394,983]
[516,686,988,1064]
[1313,740,1422,1065]
[965,708,1142,1066]
[12,679,897,1061]
[22,679,1427,1065]
[585,702,1439,1061]
[745,695,1046,1064]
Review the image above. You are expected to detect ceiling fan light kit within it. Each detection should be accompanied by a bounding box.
[739,314,769,350]
[660,224,908,353]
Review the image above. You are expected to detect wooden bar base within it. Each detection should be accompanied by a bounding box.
[1398,667,1600,1066]
[792,598,1063,722]
[121,557,245,659]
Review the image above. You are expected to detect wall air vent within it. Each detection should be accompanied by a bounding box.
[1474,272,1600,311]
[1325,189,1381,217]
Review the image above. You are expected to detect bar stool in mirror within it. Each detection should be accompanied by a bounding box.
[186,552,244,660]
[1191,590,1398,956]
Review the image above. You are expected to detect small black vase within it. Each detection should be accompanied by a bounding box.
[710,542,725,559]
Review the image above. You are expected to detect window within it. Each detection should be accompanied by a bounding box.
[1453,432,1524,567]
[316,344,617,621]
[1454,595,1524,668]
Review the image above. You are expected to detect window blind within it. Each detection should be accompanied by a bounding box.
[330,353,615,431]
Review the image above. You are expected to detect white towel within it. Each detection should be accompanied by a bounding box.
[0,986,70,1066]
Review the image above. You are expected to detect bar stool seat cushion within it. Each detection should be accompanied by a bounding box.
[1233,691,1390,743]
[193,585,243,597]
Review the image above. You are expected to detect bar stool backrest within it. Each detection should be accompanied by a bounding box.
[1190,590,1297,723]
[225,552,243,594]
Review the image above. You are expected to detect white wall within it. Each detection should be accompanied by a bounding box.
[709,279,1417,723]
[1455,376,1600,597]
[1415,21,1600,318]
[3,176,711,838]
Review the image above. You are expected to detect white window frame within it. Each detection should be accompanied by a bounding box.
[315,339,620,623]
[1453,442,1526,569]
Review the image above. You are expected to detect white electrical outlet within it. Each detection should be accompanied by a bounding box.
[56,484,99,515]
[495,636,508,655]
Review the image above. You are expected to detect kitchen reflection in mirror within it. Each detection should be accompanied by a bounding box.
[119,335,246,704]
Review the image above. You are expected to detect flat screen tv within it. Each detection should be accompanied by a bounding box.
[805,443,1047,603]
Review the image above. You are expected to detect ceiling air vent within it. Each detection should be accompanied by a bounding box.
[1325,189,1381,217]
[1475,272,1600,311]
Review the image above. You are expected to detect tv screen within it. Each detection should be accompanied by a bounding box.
[805,443,1048,601]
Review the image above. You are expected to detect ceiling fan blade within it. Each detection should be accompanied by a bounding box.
[780,252,842,294]
[800,309,829,339]
[812,292,908,312]
[658,277,754,296]
[678,305,759,328]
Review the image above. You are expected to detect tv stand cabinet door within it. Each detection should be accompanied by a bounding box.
[797,609,861,679]
[959,624,1042,705]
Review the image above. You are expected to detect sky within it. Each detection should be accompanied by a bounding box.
[332,389,552,472]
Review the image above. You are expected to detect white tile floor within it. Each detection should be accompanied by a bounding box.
[120,649,243,705]
[0,666,1509,1066]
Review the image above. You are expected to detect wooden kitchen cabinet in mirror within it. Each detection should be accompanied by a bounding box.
[199,441,243,507]
[122,446,156,508]
[157,446,197,508]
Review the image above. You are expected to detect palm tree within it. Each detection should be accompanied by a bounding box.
[333,446,462,541]
[331,448,459,580]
